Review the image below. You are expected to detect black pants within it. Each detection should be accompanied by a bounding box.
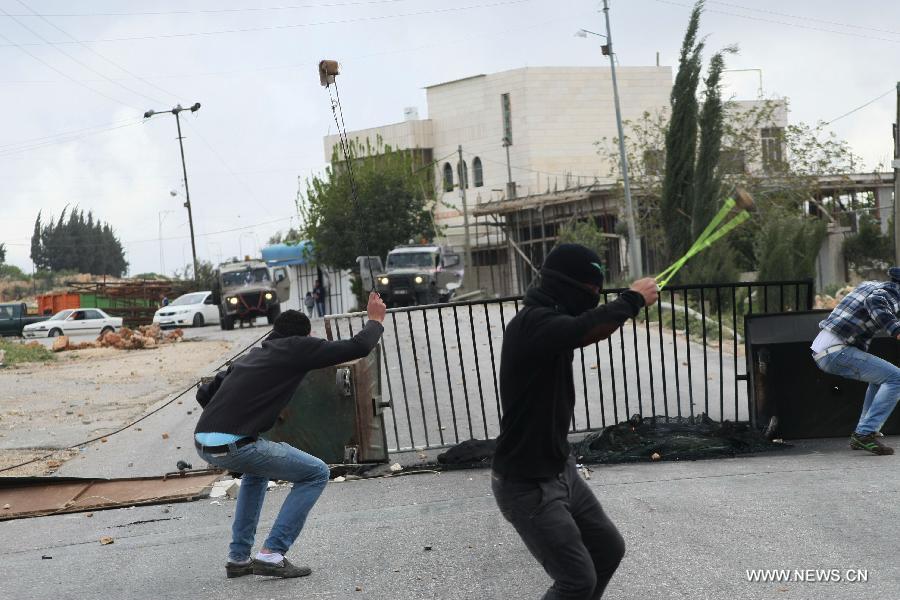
[491,459,625,599]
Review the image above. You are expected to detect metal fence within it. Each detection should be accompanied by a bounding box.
[325,279,814,452]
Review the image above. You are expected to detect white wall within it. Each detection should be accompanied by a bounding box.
[425,66,672,246]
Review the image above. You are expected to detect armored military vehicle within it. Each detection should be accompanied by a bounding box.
[214,259,291,330]
[365,244,463,307]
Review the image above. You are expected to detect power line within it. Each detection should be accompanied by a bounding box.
[824,88,896,125]
[0,0,412,18]
[0,29,136,110]
[0,327,274,475]
[0,120,144,158]
[0,7,164,107]
[13,0,181,104]
[0,0,533,47]
[648,0,900,45]
[704,0,900,38]
[3,216,295,247]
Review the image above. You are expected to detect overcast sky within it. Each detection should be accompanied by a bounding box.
[1,0,898,276]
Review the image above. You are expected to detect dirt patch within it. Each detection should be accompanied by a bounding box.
[0,338,232,475]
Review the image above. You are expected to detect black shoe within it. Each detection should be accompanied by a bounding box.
[251,557,312,578]
[225,561,253,578]
[850,432,894,455]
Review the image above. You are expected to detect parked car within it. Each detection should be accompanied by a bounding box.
[22,308,123,338]
[0,302,49,337]
[152,291,220,328]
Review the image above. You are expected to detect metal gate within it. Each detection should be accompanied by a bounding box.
[325,280,814,452]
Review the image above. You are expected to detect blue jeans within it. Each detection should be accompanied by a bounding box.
[814,345,900,435]
[197,438,330,562]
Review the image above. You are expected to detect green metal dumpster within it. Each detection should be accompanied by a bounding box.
[262,346,389,464]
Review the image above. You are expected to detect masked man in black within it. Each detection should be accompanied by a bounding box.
[492,243,659,599]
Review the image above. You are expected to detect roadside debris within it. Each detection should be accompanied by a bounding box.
[51,324,185,353]
[99,536,114,545]
[209,478,241,499]
[389,463,403,472]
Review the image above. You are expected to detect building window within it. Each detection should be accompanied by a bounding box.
[720,148,746,175]
[473,157,484,187]
[761,127,785,172]
[443,163,454,192]
[458,160,469,189]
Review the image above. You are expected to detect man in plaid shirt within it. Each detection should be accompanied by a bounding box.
[811,267,900,454]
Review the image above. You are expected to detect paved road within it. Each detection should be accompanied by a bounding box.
[3,438,896,600]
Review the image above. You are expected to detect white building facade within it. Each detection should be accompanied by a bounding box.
[326,65,672,244]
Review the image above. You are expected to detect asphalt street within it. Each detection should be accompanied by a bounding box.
[3,438,897,600]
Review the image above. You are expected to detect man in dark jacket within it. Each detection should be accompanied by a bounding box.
[195,292,385,579]
[491,243,658,599]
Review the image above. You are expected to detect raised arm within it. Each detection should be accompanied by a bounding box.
[528,278,658,352]
[305,291,387,369]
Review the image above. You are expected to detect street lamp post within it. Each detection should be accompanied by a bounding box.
[158,209,176,275]
[576,0,643,278]
[144,103,201,282]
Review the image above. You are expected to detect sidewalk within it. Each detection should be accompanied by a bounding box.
[2,438,897,600]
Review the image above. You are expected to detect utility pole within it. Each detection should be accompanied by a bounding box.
[894,82,900,265]
[144,103,201,282]
[603,0,643,278]
[458,145,473,288]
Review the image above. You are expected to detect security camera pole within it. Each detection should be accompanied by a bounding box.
[145,103,202,283]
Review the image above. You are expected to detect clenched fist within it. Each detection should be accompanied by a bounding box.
[629,278,659,307]
[367,291,387,323]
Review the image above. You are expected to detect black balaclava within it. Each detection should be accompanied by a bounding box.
[889,267,900,283]
[526,243,605,316]
[268,309,311,340]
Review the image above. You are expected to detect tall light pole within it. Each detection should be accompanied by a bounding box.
[158,208,176,275]
[577,0,643,278]
[145,103,201,282]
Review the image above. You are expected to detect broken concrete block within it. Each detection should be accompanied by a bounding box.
[51,336,69,352]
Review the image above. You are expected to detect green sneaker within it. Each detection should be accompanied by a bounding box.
[850,432,894,455]
[225,560,253,578]
[251,557,312,578]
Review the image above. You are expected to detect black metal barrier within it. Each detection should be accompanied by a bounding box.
[326,279,814,452]
[746,310,900,438]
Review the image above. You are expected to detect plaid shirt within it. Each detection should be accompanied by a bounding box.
[820,276,900,351]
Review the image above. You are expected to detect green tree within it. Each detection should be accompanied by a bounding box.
[268,228,303,245]
[299,141,436,269]
[30,209,128,276]
[555,219,609,260]
[660,0,704,264]
[0,242,5,265]
[175,260,217,290]
[843,215,893,279]
[683,46,739,284]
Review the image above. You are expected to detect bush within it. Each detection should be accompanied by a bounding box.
[0,338,55,365]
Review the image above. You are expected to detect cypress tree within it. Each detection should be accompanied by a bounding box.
[30,212,44,270]
[661,0,704,264]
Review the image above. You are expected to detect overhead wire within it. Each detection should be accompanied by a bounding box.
[0,328,275,475]
[0,28,136,110]
[0,0,534,47]
[13,0,181,103]
[824,88,896,126]
[647,0,900,46]
[0,7,164,107]
[1,0,414,18]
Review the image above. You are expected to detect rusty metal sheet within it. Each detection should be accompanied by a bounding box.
[0,470,223,521]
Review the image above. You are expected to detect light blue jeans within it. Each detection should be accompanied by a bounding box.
[814,345,900,435]
[197,438,330,562]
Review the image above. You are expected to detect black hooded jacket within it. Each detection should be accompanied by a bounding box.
[492,271,645,479]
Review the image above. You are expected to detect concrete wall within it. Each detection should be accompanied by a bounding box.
[815,224,851,292]
[323,119,434,161]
